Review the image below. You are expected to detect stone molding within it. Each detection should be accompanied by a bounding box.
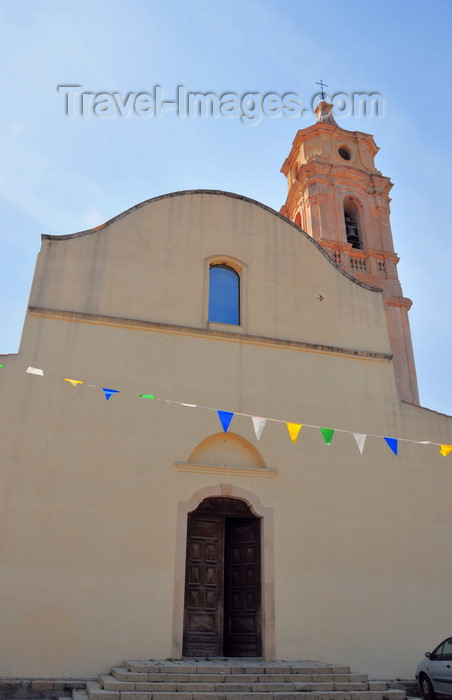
[175,462,278,477]
[28,306,393,362]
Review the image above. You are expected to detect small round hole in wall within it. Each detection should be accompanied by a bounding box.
[338,146,351,161]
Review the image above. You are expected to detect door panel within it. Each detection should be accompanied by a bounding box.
[183,515,223,657]
[224,517,262,657]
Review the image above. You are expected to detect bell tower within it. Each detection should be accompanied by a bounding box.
[280,100,419,404]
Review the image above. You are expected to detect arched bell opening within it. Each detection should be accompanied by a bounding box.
[344,197,363,249]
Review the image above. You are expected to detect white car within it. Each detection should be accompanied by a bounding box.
[416,637,452,700]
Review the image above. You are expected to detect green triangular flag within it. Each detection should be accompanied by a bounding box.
[320,427,335,446]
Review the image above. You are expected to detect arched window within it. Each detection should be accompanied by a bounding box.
[208,264,240,325]
[344,198,362,249]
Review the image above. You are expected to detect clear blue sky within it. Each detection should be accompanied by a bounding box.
[1,0,451,415]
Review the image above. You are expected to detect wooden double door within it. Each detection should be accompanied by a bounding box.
[183,497,262,657]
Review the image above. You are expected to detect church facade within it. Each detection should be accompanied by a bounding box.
[0,105,451,680]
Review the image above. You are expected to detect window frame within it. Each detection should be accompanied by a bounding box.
[204,255,246,331]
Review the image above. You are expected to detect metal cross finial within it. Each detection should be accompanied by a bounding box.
[315,79,328,100]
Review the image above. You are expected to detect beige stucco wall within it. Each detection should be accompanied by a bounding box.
[26,191,391,355]
[0,192,451,680]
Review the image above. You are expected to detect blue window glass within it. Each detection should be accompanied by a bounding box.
[208,264,240,325]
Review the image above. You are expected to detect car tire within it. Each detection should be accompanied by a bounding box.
[420,674,436,700]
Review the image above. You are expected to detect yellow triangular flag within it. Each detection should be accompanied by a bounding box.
[65,378,83,387]
[439,445,452,457]
[287,422,302,443]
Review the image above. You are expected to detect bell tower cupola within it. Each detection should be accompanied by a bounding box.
[280,100,419,405]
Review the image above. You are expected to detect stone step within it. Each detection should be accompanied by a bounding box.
[111,668,370,684]
[87,685,406,700]
[100,673,388,693]
[80,661,407,700]
[87,679,406,700]
[123,661,353,675]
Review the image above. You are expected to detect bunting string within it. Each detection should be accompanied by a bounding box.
[0,363,448,457]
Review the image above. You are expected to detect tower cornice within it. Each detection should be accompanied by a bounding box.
[281,123,380,176]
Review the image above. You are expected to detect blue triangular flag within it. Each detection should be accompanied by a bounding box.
[384,436,398,455]
[217,410,234,432]
[102,388,120,400]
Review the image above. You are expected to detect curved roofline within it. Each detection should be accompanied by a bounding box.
[41,189,382,293]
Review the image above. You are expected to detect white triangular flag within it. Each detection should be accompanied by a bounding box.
[251,416,267,441]
[353,433,367,454]
[26,366,44,376]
